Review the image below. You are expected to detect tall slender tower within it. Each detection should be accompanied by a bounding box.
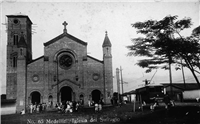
[6,15,32,112]
[16,33,27,112]
[102,31,113,104]
[116,68,120,94]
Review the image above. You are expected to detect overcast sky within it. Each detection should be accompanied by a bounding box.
[0,0,199,94]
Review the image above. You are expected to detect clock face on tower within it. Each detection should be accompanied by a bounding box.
[59,54,74,69]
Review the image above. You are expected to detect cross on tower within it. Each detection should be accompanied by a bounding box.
[62,21,68,33]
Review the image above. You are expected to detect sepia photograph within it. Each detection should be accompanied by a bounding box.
[1,0,200,123]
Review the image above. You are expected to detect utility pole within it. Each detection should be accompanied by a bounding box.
[181,59,186,89]
[116,68,120,101]
[120,66,124,95]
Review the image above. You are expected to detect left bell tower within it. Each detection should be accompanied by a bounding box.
[6,15,32,112]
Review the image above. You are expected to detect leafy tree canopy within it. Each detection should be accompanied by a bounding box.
[127,15,200,87]
[192,26,200,38]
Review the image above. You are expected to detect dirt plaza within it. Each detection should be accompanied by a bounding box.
[1,102,200,124]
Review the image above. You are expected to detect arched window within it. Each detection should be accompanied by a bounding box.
[13,34,18,45]
[13,56,17,67]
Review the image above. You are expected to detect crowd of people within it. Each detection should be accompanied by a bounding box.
[28,102,47,113]
[140,94,175,112]
[24,98,105,114]
[88,98,104,112]
[54,99,105,113]
[22,95,175,115]
[55,101,80,113]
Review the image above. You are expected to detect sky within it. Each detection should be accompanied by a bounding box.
[0,0,199,95]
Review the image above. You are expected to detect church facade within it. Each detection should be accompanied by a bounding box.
[6,15,113,112]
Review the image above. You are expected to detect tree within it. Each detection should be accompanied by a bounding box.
[190,26,200,73]
[192,26,200,38]
[127,15,200,88]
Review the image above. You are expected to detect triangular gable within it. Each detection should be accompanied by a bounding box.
[43,33,87,47]
[87,55,103,63]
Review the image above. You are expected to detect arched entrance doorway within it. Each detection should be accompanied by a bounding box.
[31,91,41,105]
[91,90,101,103]
[60,86,73,102]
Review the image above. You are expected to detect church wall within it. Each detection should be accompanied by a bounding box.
[44,37,87,59]
[6,73,17,99]
[103,56,113,102]
[27,57,45,104]
[85,57,104,101]
[6,46,18,99]
[43,36,88,104]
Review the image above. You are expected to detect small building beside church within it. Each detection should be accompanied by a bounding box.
[6,15,113,113]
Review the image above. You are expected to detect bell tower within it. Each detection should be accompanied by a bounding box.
[16,33,27,112]
[6,15,32,101]
[102,31,113,104]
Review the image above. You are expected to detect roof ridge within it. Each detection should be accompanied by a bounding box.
[43,33,87,47]
[87,55,103,63]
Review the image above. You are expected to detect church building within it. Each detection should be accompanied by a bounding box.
[6,15,113,112]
